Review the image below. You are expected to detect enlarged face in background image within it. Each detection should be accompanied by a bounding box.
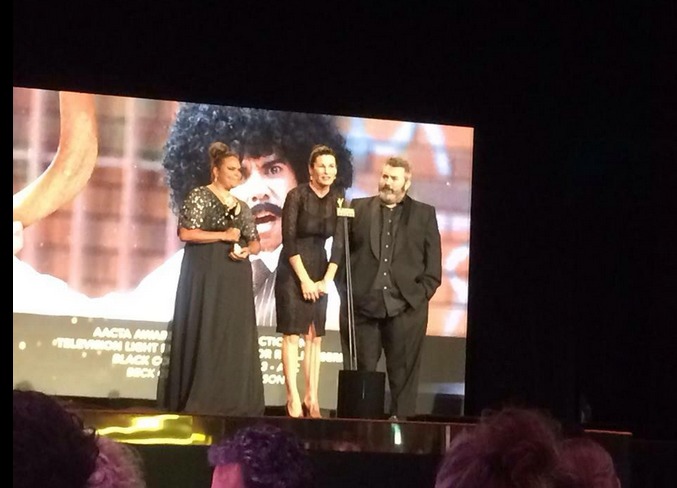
[231,152,298,252]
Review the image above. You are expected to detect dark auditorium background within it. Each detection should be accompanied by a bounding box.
[14,0,675,480]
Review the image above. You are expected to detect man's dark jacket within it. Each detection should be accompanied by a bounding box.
[347,194,442,311]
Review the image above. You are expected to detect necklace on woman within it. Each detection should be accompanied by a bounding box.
[208,183,239,213]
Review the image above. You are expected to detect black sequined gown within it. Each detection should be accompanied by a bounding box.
[158,186,264,416]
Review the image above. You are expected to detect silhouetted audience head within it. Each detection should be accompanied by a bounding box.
[434,406,564,488]
[558,437,620,488]
[14,389,99,488]
[13,389,146,488]
[207,423,315,488]
[88,435,147,488]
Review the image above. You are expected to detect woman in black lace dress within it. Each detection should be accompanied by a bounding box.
[159,142,264,416]
[275,144,345,418]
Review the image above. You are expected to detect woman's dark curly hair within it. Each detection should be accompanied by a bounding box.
[163,103,353,215]
[13,389,99,488]
[208,423,315,488]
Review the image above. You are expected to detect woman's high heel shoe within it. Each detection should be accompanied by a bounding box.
[303,402,322,419]
[286,402,302,418]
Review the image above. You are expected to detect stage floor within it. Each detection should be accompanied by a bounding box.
[74,404,474,455]
[64,399,636,487]
[66,397,630,456]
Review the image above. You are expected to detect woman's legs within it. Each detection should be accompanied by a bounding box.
[281,334,302,417]
[302,324,322,418]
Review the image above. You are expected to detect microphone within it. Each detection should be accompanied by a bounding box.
[336,197,355,218]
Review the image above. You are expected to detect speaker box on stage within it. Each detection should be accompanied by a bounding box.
[336,370,386,419]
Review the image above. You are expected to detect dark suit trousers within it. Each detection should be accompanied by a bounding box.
[355,304,428,418]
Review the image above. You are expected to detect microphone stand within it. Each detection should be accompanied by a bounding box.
[337,198,356,370]
[336,198,386,419]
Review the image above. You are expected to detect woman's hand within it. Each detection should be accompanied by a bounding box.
[222,227,241,242]
[301,280,320,302]
[228,243,250,261]
[315,279,328,296]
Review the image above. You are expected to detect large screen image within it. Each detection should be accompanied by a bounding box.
[13,88,473,413]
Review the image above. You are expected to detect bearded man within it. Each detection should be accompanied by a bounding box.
[346,156,442,419]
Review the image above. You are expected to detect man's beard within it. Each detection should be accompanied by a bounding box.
[378,186,405,205]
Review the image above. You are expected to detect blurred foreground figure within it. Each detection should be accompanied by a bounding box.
[434,407,565,488]
[13,389,146,488]
[207,423,315,488]
[558,437,621,488]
